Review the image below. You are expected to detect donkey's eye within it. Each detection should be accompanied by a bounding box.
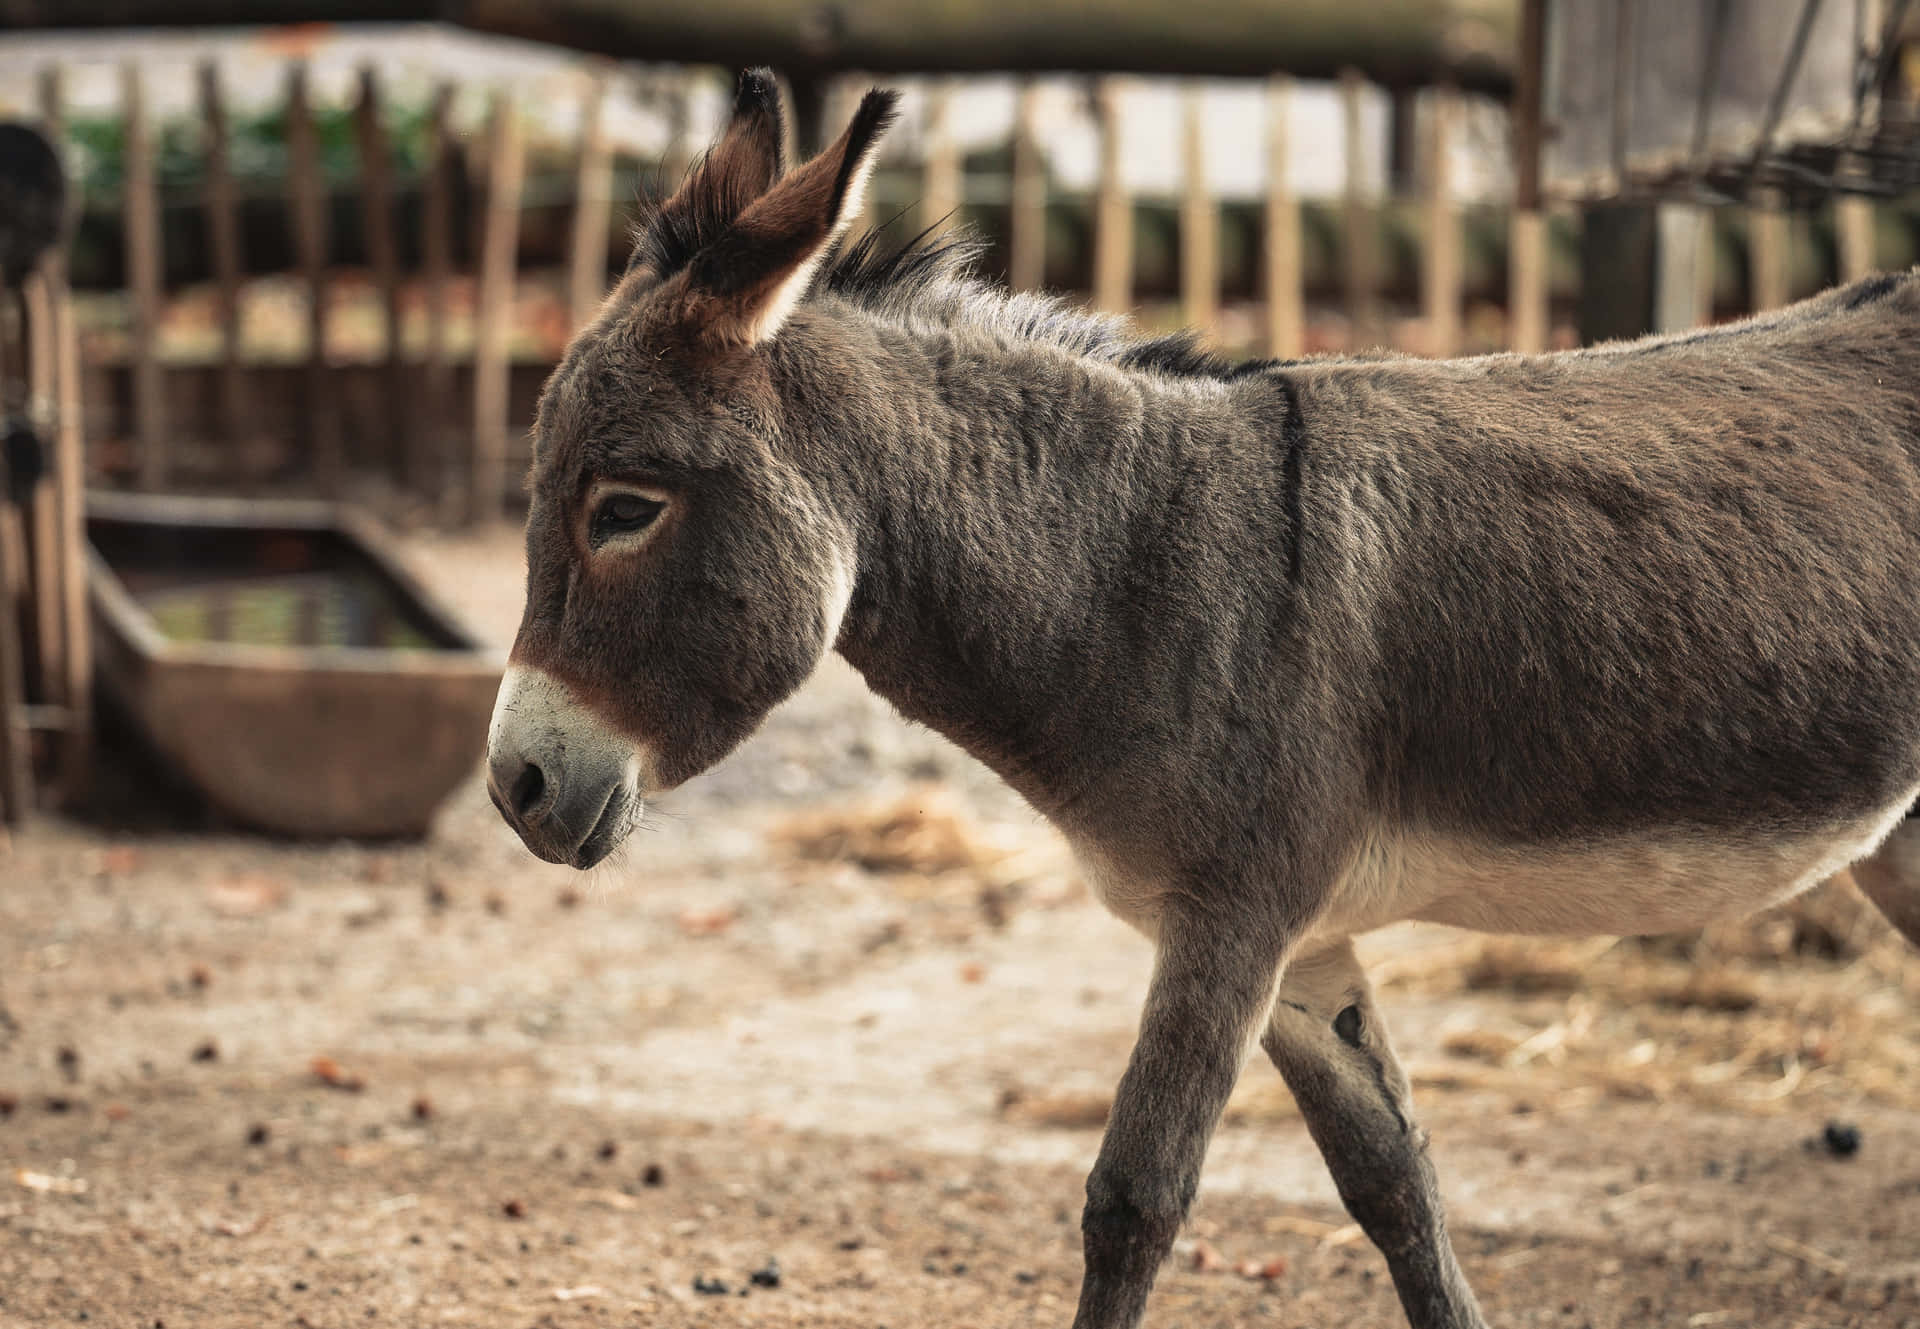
[590,492,665,545]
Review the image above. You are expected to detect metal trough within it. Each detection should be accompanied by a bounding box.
[87,492,503,838]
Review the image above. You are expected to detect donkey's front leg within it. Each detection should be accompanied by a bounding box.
[1072,906,1289,1329]
[1262,939,1487,1329]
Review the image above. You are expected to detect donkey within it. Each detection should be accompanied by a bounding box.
[486,70,1920,1329]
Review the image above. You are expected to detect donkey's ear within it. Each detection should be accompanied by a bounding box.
[675,88,899,348]
[628,68,787,281]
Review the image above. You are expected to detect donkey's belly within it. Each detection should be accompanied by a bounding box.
[1334,792,1917,939]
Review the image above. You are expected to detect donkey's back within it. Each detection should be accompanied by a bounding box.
[1290,270,1920,940]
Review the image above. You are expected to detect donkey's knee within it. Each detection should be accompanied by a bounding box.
[1081,1163,1191,1287]
[1854,815,1920,948]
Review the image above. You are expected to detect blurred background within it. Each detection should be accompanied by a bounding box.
[1,4,1918,1325]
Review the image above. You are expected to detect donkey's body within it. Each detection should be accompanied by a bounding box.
[486,72,1920,1329]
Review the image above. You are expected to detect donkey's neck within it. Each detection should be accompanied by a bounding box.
[780,310,1295,815]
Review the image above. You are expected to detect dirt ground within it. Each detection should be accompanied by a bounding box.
[4,525,1919,1329]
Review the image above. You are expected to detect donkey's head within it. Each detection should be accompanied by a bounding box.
[486,70,896,867]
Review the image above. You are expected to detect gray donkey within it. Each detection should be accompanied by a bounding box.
[486,71,1920,1329]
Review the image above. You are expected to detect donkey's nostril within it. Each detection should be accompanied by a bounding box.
[509,761,548,820]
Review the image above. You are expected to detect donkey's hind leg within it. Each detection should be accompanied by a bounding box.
[1852,815,1920,948]
[1261,940,1488,1329]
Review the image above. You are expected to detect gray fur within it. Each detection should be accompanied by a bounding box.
[487,77,1920,1329]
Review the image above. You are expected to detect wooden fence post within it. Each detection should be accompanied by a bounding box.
[122,62,167,489]
[1748,193,1790,312]
[920,80,962,236]
[1340,69,1379,350]
[198,59,248,468]
[285,61,339,496]
[39,65,90,799]
[1421,86,1461,356]
[1508,0,1548,352]
[473,88,524,525]
[422,82,456,520]
[568,67,613,332]
[354,62,406,477]
[1180,84,1218,338]
[1008,80,1046,292]
[1092,77,1132,314]
[1263,75,1304,360]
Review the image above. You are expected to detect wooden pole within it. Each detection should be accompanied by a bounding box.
[0,504,30,821]
[1340,68,1378,350]
[1092,77,1132,314]
[1263,75,1304,360]
[40,65,90,800]
[354,62,406,477]
[1836,194,1875,281]
[1421,85,1461,357]
[1654,203,1711,332]
[122,62,167,489]
[24,272,63,707]
[473,89,524,525]
[285,61,339,495]
[920,79,962,236]
[568,67,613,332]
[1508,0,1548,352]
[1748,194,1790,312]
[1179,84,1217,338]
[422,82,455,519]
[1008,80,1046,292]
[198,59,247,466]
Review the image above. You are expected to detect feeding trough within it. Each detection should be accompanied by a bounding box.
[87,492,503,838]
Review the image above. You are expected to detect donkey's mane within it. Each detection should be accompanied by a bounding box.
[631,176,1263,382]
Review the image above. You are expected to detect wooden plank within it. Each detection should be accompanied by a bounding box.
[199,59,247,466]
[40,65,90,800]
[422,82,456,519]
[1654,203,1710,333]
[1091,77,1132,314]
[1008,80,1046,292]
[1340,68,1378,350]
[24,271,63,707]
[1263,75,1304,360]
[568,67,613,332]
[354,62,406,476]
[1507,0,1547,352]
[122,62,168,489]
[1835,194,1875,281]
[919,79,962,236]
[1421,86,1461,356]
[285,61,339,496]
[472,89,524,525]
[0,498,31,822]
[1179,84,1217,338]
[1748,194,1790,312]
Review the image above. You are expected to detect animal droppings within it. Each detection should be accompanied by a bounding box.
[501,1199,526,1219]
[191,1040,219,1063]
[1822,1121,1862,1158]
[692,1274,730,1296]
[641,1163,665,1187]
[749,1258,781,1288]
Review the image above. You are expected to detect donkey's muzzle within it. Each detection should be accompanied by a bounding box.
[486,664,643,869]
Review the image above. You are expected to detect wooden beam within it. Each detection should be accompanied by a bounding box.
[567,67,614,332]
[122,62,167,489]
[473,88,524,525]
[1421,85,1461,356]
[1835,194,1876,281]
[40,65,90,801]
[1091,77,1132,314]
[422,82,456,519]
[354,62,406,477]
[285,61,339,496]
[1340,68,1379,350]
[1748,194,1790,312]
[24,270,63,712]
[920,80,962,236]
[1008,80,1046,292]
[198,59,248,466]
[1263,75,1304,359]
[1507,0,1547,352]
[1179,84,1217,337]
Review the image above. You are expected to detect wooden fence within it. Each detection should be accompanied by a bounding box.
[33,55,1917,526]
